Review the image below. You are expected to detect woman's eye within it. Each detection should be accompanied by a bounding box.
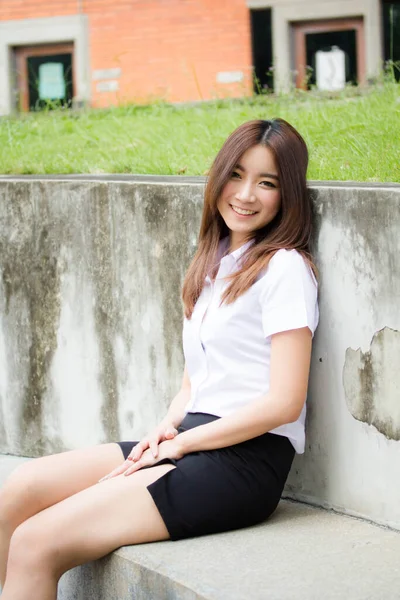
[260,180,275,188]
[231,171,241,179]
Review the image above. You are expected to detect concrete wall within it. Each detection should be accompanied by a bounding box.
[284,182,400,530]
[0,177,201,455]
[0,176,399,530]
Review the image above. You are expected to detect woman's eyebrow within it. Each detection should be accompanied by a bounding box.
[235,163,279,180]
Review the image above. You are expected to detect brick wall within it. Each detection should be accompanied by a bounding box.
[1,0,253,107]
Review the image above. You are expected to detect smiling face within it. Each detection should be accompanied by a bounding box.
[217,144,281,252]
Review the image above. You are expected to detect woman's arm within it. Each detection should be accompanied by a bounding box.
[99,365,192,481]
[161,365,191,429]
[117,327,312,477]
[130,365,191,460]
[177,327,312,453]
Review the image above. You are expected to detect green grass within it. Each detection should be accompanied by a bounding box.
[1,80,400,182]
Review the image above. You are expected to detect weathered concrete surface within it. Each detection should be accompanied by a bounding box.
[343,327,400,441]
[283,183,400,531]
[0,178,201,456]
[57,499,400,600]
[1,177,400,531]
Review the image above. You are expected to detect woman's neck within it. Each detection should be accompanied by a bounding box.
[228,235,252,254]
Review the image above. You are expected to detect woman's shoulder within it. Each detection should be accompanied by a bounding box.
[259,248,317,289]
[269,248,305,268]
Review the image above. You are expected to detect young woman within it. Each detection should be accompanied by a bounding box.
[0,118,318,599]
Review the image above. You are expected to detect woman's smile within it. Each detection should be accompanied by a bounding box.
[230,204,258,217]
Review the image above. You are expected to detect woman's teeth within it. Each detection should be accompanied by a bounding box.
[231,205,257,216]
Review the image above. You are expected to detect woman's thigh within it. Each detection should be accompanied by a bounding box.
[8,464,176,577]
[2,443,126,525]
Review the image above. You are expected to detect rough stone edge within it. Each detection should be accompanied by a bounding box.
[0,175,399,190]
[58,549,211,600]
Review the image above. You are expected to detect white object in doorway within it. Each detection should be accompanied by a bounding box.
[316,46,346,91]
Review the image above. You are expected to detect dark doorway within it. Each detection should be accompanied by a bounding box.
[293,18,365,91]
[15,43,75,112]
[250,8,274,93]
[305,29,357,88]
[382,1,400,81]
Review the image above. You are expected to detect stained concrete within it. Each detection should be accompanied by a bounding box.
[283,182,400,531]
[1,177,400,532]
[343,327,400,441]
[0,178,202,457]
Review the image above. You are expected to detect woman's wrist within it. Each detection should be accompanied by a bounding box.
[173,432,189,457]
[158,416,179,431]
[160,410,185,431]
[175,425,204,455]
[164,388,190,429]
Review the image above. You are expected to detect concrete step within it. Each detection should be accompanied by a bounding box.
[2,456,400,599]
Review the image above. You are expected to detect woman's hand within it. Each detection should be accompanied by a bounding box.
[131,422,179,462]
[99,438,184,481]
[98,421,178,482]
[124,438,184,475]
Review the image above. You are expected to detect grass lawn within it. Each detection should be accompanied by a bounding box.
[1,81,399,182]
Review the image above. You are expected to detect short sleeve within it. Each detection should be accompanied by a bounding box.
[259,249,319,338]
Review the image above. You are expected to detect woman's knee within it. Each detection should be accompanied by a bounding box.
[7,518,54,574]
[0,460,42,531]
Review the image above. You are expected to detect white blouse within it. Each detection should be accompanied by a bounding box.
[182,237,319,453]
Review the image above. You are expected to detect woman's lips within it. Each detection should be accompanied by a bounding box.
[230,204,257,217]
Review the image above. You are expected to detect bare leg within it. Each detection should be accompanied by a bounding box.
[1,463,176,600]
[0,442,124,587]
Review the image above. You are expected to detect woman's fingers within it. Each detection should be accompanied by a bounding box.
[123,438,181,477]
[164,427,178,439]
[130,426,178,462]
[145,432,164,459]
[149,427,177,456]
[131,439,149,461]
[124,446,159,476]
[150,440,159,458]
[99,426,177,481]
[98,459,131,482]
[124,460,144,476]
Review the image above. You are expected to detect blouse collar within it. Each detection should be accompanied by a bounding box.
[219,237,254,265]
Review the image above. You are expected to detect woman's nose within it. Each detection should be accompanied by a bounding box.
[235,181,256,203]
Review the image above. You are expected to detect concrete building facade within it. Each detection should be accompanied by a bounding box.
[251,0,384,91]
[0,1,396,112]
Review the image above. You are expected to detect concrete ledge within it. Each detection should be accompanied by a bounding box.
[1,456,400,600]
[0,173,399,189]
[58,500,400,600]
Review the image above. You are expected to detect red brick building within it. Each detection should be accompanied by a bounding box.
[0,0,252,112]
[0,1,398,114]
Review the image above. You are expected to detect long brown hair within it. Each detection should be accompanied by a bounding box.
[182,118,315,319]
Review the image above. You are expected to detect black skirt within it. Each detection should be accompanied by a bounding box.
[117,412,295,541]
